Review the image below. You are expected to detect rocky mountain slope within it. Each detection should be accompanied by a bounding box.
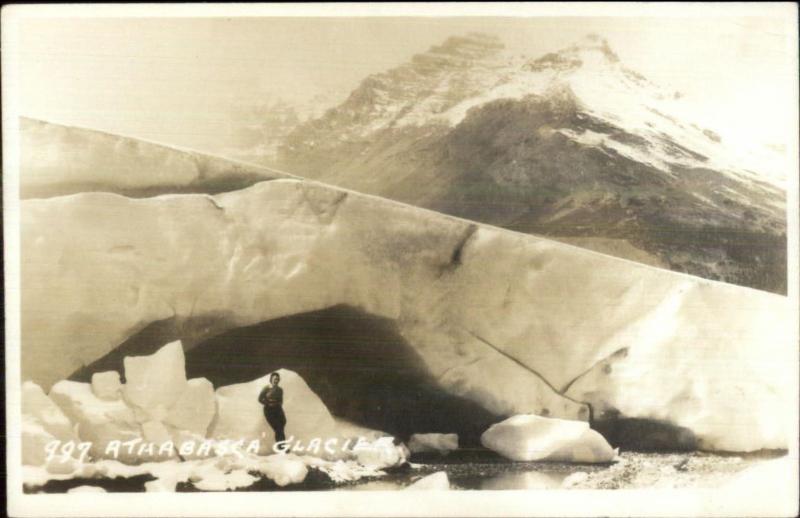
[19,123,792,452]
[277,33,787,293]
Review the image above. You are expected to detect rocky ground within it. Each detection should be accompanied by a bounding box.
[26,449,786,493]
[341,450,788,491]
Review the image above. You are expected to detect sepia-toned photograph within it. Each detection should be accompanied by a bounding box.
[3,3,798,517]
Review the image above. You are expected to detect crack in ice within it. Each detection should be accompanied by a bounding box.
[559,347,629,394]
[465,330,591,416]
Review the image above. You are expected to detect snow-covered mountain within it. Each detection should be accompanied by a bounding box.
[278,33,787,293]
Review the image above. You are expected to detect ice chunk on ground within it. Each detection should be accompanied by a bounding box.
[549,428,619,463]
[169,430,215,460]
[23,466,59,488]
[405,471,450,490]
[302,457,386,484]
[22,461,97,489]
[163,377,216,436]
[481,414,616,463]
[408,433,458,454]
[22,381,77,442]
[67,485,107,493]
[192,468,259,491]
[123,341,188,421]
[354,437,410,469]
[144,477,178,492]
[259,455,309,487]
[226,453,309,487]
[209,369,337,455]
[47,343,222,465]
[320,418,389,461]
[22,417,59,466]
[91,458,182,480]
[91,371,122,401]
[139,421,178,461]
[49,380,143,463]
[138,453,309,491]
[46,457,80,475]
[21,382,80,467]
[141,420,172,443]
[24,452,386,492]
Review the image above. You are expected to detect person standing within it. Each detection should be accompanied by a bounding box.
[258,372,286,443]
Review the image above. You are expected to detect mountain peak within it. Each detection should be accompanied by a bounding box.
[571,33,619,61]
[409,32,505,71]
[524,34,620,73]
[330,33,506,128]
[425,32,505,61]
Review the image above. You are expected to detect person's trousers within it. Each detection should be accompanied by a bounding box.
[264,405,287,443]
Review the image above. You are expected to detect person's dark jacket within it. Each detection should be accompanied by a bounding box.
[258,385,284,407]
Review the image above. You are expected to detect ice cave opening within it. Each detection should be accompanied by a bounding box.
[70,304,503,448]
[67,304,715,453]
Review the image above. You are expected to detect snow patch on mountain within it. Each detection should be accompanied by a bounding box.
[285,33,785,188]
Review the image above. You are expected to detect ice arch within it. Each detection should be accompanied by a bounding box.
[72,305,503,446]
[22,177,791,452]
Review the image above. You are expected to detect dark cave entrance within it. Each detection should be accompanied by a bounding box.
[183,305,503,446]
[70,305,502,447]
[68,305,714,453]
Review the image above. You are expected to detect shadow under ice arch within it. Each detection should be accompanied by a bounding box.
[70,305,504,447]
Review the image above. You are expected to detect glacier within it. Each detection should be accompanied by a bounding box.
[19,116,293,199]
[20,173,791,452]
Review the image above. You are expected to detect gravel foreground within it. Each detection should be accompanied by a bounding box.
[338,450,789,491]
[25,450,787,493]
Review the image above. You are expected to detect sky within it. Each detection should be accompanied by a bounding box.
[14,14,798,156]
